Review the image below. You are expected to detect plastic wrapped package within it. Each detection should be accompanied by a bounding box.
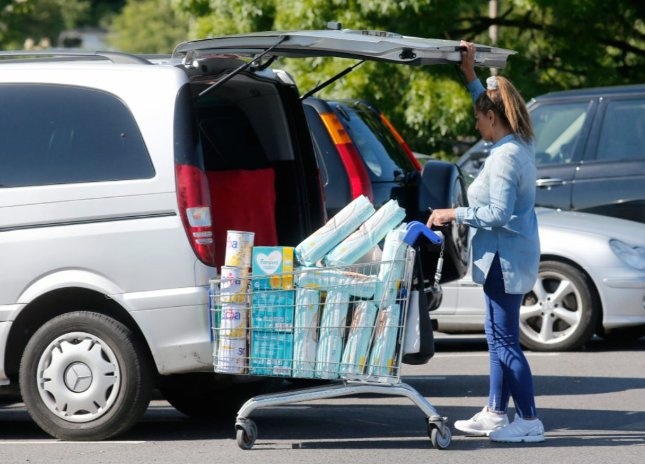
[315,290,351,379]
[324,199,406,267]
[339,301,378,379]
[295,194,375,266]
[292,288,321,378]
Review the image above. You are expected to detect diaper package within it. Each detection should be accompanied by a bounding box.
[297,268,378,298]
[252,246,294,291]
[251,290,295,331]
[315,290,351,379]
[295,195,375,266]
[373,224,409,307]
[249,331,293,376]
[367,304,402,378]
[292,288,321,378]
[324,199,406,267]
[339,301,378,379]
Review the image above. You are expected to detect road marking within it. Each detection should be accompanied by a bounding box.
[434,352,559,358]
[0,440,145,444]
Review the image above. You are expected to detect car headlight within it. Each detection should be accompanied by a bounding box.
[609,239,645,270]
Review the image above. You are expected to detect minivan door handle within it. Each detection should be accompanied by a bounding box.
[536,177,564,188]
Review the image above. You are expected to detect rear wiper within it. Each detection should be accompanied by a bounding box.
[197,35,289,97]
[300,60,365,100]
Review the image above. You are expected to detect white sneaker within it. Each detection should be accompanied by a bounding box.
[489,416,545,443]
[454,407,509,436]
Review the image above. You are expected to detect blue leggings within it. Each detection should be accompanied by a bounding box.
[484,253,537,418]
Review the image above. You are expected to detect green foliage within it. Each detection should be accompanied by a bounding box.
[123,0,645,159]
[106,0,190,54]
[0,0,91,49]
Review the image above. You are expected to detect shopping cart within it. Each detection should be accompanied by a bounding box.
[209,221,451,450]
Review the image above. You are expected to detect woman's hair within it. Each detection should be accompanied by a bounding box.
[475,75,534,144]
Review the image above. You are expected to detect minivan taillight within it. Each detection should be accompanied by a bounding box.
[320,112,374,202]
[379,113,422,171]
[175,164,216,266]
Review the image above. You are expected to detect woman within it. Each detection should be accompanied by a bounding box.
[427,41,544,443]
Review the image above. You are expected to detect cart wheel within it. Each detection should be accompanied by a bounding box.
[235,419,257,450]
[429,423,451,449]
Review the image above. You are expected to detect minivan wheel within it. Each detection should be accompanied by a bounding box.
[519,261,599,352]
[19,311,152,440]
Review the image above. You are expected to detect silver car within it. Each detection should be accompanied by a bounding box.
[432,208,645,351]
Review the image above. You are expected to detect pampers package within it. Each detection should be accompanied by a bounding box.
[315,290,351,379]
[324,199,406,267]
[339,301,378,379]
[249,331,293,376]
[295,194,375,266]
[367,304,401,378]
[252,246,294,291]
[292,288,321,378]
[251,290,295,331]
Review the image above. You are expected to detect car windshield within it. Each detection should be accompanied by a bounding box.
[333,101,416,181]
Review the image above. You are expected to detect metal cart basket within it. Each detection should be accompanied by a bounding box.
[209,223,451,450]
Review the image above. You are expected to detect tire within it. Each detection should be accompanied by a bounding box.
[519,261,599,351]
[19,311,152,440]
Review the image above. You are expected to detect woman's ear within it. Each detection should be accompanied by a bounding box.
[487,110,495,126]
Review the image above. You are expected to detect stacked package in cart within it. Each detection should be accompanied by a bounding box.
[213,230,254,374]
[211,195,414,384]
[249,246,295,376]
[291,197,410,381]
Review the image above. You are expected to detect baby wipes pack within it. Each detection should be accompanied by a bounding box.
[252,246,294,291]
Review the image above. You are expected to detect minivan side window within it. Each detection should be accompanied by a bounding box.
[595,99,645,162]
[0,84,154,188]
[531,101,590,166]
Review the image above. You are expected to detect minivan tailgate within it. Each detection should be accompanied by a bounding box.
[173,29,515,68]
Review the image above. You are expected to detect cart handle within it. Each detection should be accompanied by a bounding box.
[403,221,444,246]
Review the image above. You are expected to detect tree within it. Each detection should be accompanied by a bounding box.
[0,0,91,49]
[106,0,190,54]
[172,0,645,159]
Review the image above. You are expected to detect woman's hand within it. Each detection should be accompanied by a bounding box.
[427,208,456,227]
[459,40,477,83]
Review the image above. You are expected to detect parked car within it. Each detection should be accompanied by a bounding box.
[458,84,645,224]
[303,97,471,309]
[433,207,645,351]
[0,29,514,440]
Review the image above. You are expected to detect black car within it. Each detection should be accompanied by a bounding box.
[304,97,471,310]
[458,84,645,223]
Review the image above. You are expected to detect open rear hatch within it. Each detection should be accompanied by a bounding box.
[172,28,514,68]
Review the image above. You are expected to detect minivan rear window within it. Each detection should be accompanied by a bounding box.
[0,84,154,187]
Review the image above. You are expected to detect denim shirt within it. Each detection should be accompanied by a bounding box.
[454,79,540,294]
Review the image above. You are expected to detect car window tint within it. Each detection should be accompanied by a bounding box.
[531,101,589,165]
[335,103,415,181]
[595,99,645,162]
[0,84,154,188]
